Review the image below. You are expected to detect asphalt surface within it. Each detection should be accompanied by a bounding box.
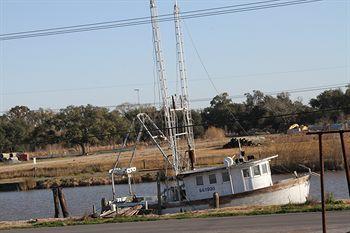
[3,211,350,233]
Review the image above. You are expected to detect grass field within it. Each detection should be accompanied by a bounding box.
[1,200,349,230]
[0,133,349,190]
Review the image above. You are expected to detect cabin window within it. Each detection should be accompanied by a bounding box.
[222,171,230,182]
[261,163,268,174]
[242,168,250,178]
[253,165,261,176]
[196,176,204,186]
[209,174,217,184]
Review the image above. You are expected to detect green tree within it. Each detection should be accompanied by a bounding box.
[191,110,205,138]
[309,88,349,122]
[105,110,130,146]
[202,93,245,133]
[56,105,113,155]
[1,106,34,151]
[0,117,10,152]
[27,109,58,150]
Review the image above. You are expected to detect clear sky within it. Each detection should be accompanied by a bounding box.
[0,0,349,112]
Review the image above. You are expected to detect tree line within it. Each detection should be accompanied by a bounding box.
[0,87,349,154]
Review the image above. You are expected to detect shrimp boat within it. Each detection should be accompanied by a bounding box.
[102,0,310,216]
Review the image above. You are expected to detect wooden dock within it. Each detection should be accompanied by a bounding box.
[0,178,36,191]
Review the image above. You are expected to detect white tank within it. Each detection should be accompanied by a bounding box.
[224,157,234,167]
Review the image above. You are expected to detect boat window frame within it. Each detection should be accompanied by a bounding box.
[196,176,204,186]
[253,165,261,177]
[242,168,250,178]
[221,171,230,183]
[209,173,217,184]
[261,163,268,174]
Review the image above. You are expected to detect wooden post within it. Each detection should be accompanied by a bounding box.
[306,130,350,233]
[101,197,107,214]
[92,204,98,218]
[57,187,70,218]
[189,149,196,170]
[339,131,350,197]
[213,192,220,209]
[157,172,162,215]
[33,158,37,178]
[52,187,60,218]
[318,134,326,233]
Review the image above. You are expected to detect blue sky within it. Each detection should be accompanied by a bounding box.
[0,0,349,112]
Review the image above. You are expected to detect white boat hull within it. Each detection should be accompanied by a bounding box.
[161,175,310,214]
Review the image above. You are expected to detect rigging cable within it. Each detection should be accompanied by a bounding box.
[183,20,249,135]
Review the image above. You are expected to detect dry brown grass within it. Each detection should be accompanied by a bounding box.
[203,127,226,140]
[0,133,349,189]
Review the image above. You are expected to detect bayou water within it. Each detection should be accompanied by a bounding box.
[0,171,348,221]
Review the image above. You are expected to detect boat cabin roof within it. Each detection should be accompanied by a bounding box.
[178,155,278,177]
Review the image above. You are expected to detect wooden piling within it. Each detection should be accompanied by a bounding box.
[213,192,220,209]
[101,197,108,214]
[52,187,60,218]
[318,134,326,233]
[57,187,70,218]
[339,131,350,197]
[189,149,196,170]
[157,172,162,215]
[308,131,327,233]
[92,204,99,218]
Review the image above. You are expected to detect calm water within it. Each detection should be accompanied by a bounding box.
[0,171,348,221]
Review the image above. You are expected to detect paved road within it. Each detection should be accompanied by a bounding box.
[3,211,350,233]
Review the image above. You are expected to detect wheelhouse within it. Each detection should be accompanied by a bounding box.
[179,156,277,201]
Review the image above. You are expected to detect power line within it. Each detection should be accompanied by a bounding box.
[183,19,248,134]
[0,66,345,96]
[1,0,281,37]
[183,21,219,93]
[199,65,348,81]
[0,0,322,41]
[193,83,349,103]
[2,81,345,117]
[251,106,350,120]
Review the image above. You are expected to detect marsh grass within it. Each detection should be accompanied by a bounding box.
[1,133,349,190]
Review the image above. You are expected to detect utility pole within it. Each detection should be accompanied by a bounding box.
[134,88,140,107]
[307,129,350,233]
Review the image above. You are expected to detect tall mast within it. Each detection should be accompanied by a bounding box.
[174,2,196,157]
[150,0,180,175]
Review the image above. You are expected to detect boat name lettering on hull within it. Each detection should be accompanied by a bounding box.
[199,186,215,193]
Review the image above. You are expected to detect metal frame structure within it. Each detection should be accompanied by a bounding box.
[307,129,350,233]
[174,1,195,154]
[149,0,196,175]
[110,114,175,200]
[110,0,198,203]
[150,0,180,175]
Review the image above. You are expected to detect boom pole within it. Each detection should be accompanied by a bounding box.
[174,1,196,164]
[150,0,180,175]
